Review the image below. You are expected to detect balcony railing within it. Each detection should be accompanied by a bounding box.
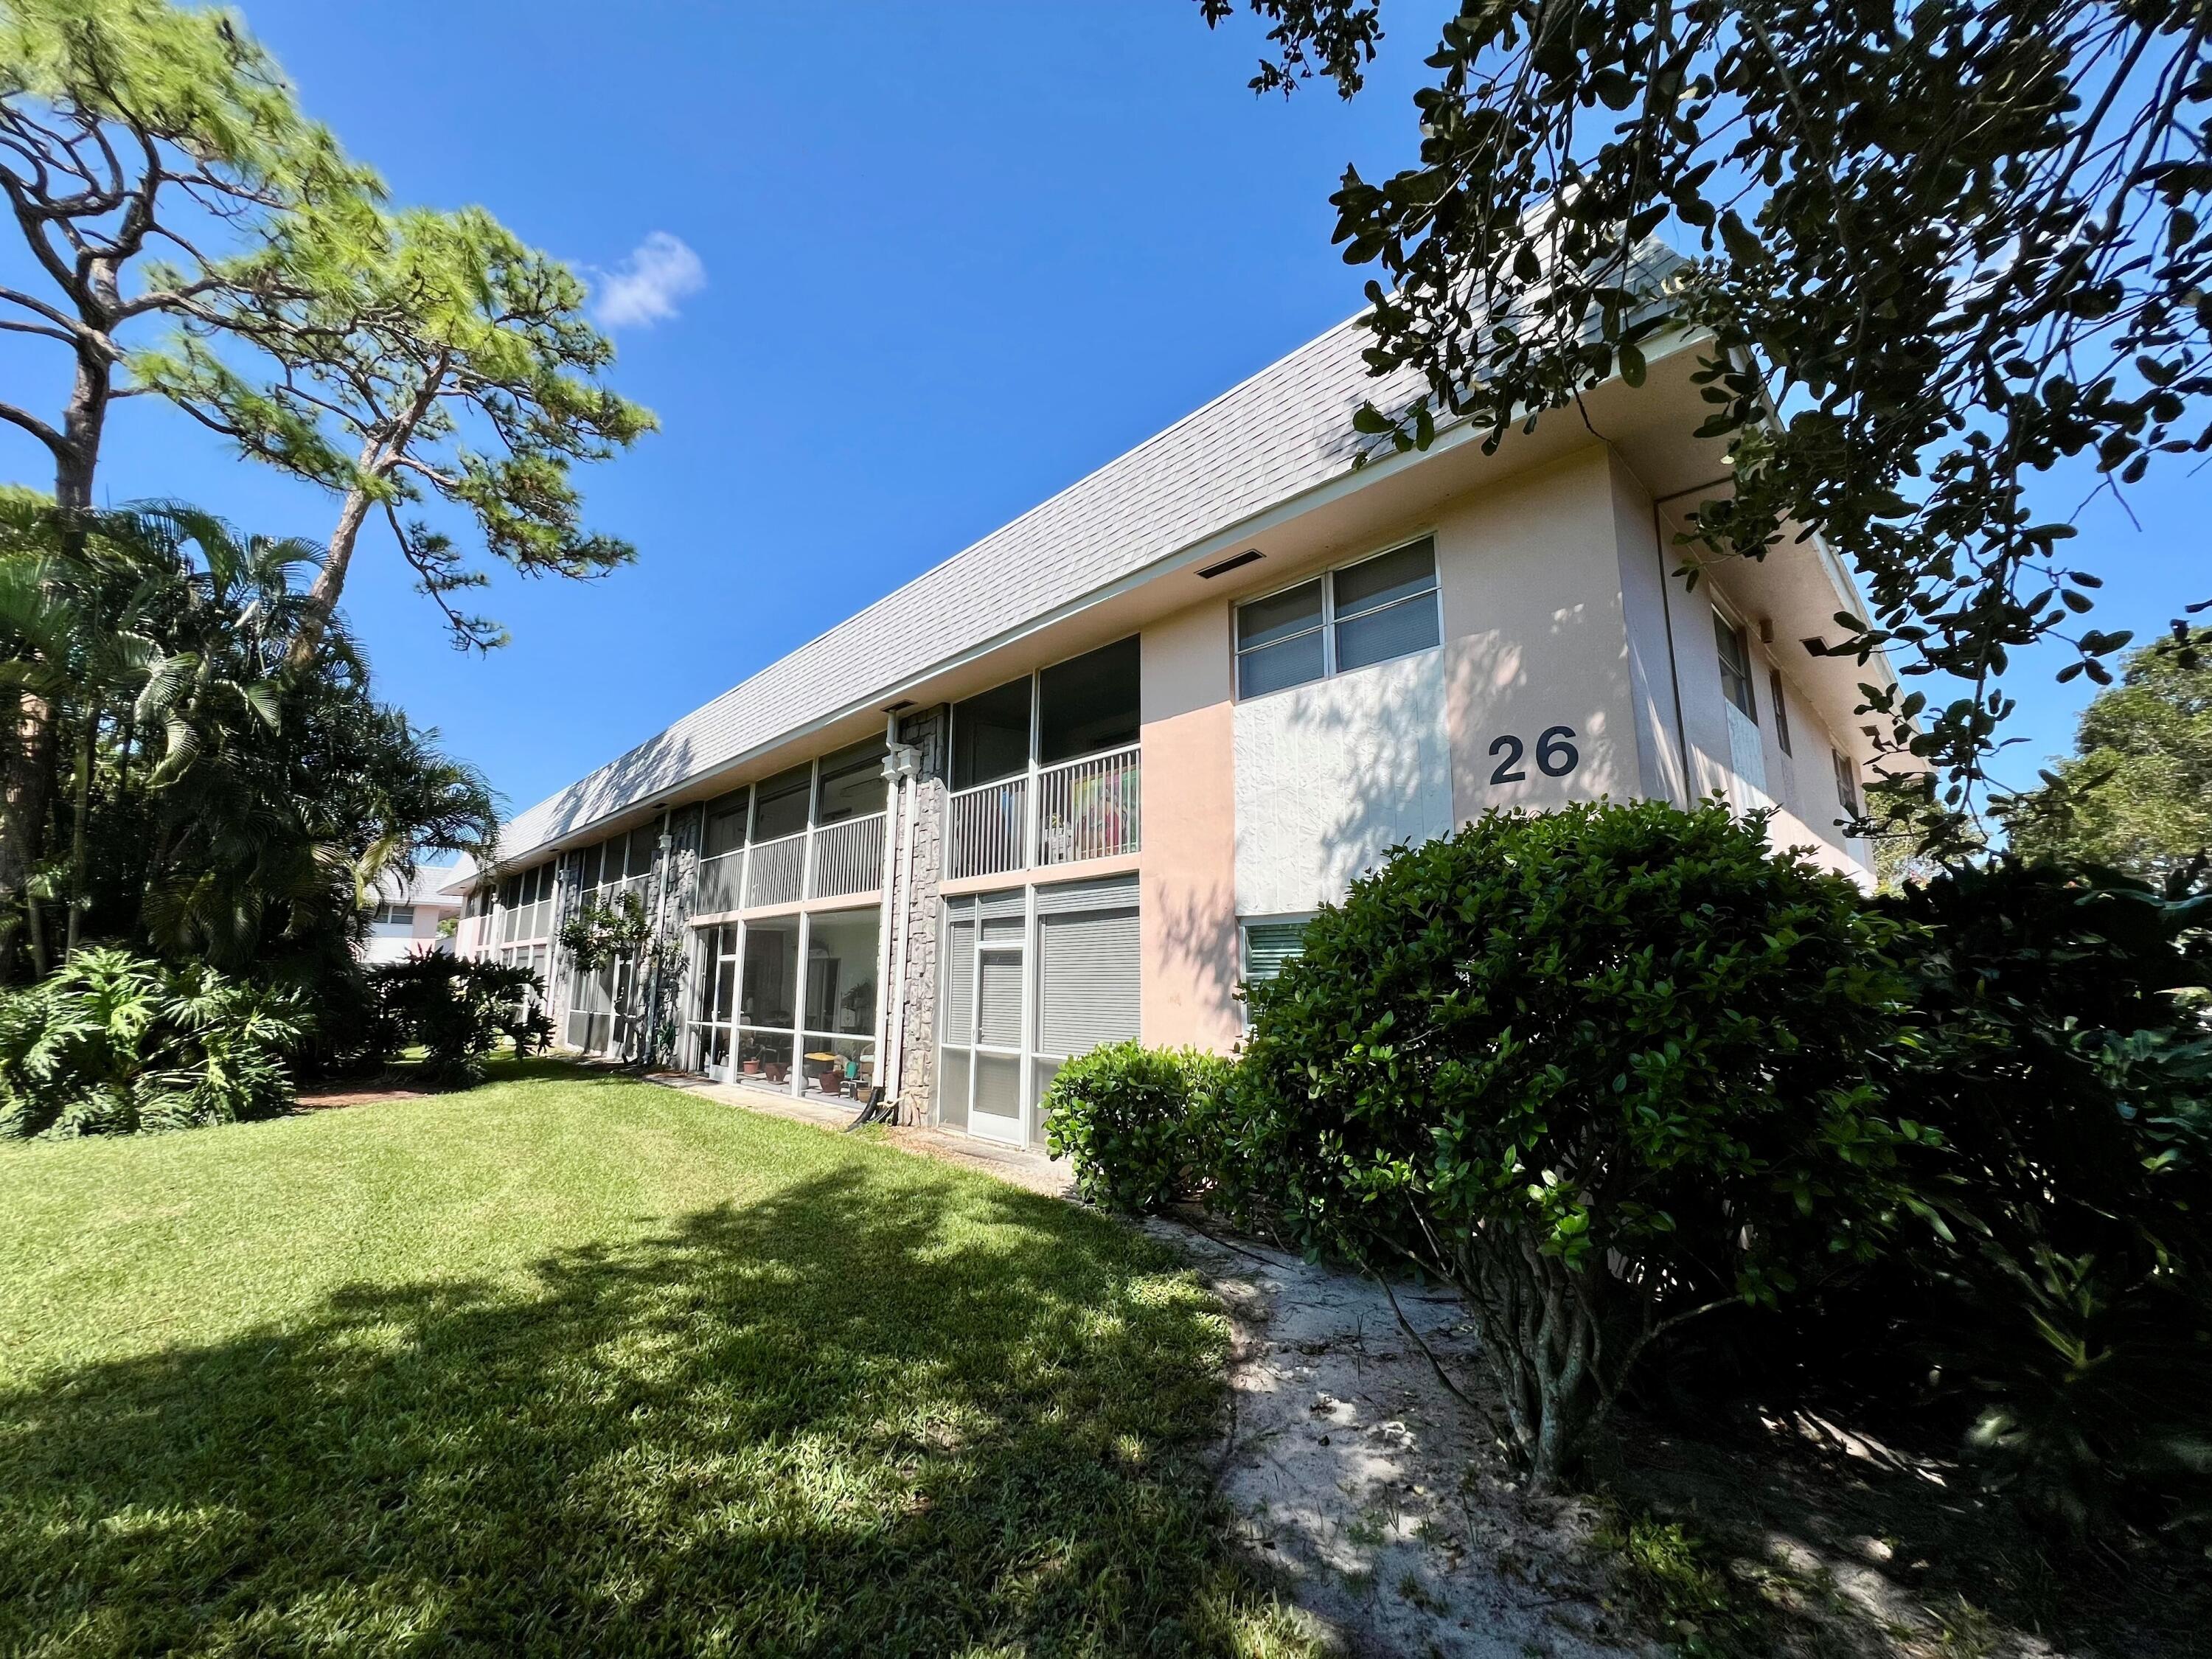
[694,848,743,913]
[945,745,1140,880]
[810,810,886,900]
[682,811,890,917]
[1036,744,1141,867]
[745,830,807,908]
[946,776,1028,881]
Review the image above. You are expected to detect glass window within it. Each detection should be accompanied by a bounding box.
[702,788,749,858]
[625,827,660,880]
[1236,580,1325,698]
[740,918,800,1031]
[951,676,1032,790]
[1833,748,1860,815]
[804,908,880,1037]
[1715,612,1757,720]
[815,739,888,824]
[751,765,811,842]
[1038,636,1141,765]
[1333,540,1440,672]
[1770,669,1793,756]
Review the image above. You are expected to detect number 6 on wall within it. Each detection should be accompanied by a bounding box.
[1536,725,1579,777]
[1488,725,1580,785]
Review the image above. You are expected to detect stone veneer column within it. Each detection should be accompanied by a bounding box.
[894,706,948,1124]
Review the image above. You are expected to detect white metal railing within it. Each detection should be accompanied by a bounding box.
[745,830,807,908]
[809,810,886,899]
[1035,745,1140,866]
[943,746,1142,878]
[946,775,1029,880]
[694,847,744,913]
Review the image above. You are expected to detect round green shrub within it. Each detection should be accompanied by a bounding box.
[1043,1040,1234,1214]
[1870,856,2212,1543]
[1228,798,1923,1485]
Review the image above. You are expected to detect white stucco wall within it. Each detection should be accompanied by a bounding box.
[1232,644,1455,916]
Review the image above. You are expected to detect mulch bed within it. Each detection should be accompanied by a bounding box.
[293,1083,430,1111]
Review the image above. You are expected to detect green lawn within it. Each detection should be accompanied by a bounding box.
[0,1061,1312,1657]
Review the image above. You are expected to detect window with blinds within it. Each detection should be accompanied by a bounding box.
[1037,906,1141,1057]
[1242,917,1312,994]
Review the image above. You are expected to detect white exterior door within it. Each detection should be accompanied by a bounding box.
[939,892,1028,1143]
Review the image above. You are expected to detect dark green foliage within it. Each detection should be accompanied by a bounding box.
[2001,630,2212,880]
[1231,799,1921,1484]
[1043,1040,1235,1214]
[0,497,494,984]
[0,946,306,1136]
[367,953,546,1091]
[1870,858,2212,1542]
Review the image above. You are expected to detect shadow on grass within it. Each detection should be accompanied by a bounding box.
[0,1163,1307,1656]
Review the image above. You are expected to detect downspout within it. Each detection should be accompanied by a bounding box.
[869,717,902,1096]
[883,748,922,1113]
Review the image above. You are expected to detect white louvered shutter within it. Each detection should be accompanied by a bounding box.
[1242,920,1310,988]
[1037,906,1141,1057]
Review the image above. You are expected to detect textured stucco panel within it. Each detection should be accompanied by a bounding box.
[1233,646,1454,917]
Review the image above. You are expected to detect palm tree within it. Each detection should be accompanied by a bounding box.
[0,495,495,978]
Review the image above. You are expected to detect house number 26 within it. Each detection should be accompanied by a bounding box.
[1488,725,1579,784]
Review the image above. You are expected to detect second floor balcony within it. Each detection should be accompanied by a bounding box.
[946,742,1140,881]
[692,808,888,913]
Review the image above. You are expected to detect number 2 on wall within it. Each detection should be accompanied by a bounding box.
[1488,726,1579,784]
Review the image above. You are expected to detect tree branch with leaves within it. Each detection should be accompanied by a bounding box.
[138,204,656,661]
[1200,0,2212,850]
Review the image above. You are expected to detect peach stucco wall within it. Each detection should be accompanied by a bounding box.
[1127,438,1871,1054]
[1138,599,1243,1054]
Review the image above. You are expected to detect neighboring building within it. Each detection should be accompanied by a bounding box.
[360,864,464,964]
[457,289,1887,1148]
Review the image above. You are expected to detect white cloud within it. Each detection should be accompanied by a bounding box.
[591,232,706,330]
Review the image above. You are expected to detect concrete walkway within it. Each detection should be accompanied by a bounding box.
[641,1071,1072,1196]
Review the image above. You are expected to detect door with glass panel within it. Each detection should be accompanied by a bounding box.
[938,891,1027,1143]
[688,923,739,1079]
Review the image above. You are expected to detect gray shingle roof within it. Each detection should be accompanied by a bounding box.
[493,302,1433,866]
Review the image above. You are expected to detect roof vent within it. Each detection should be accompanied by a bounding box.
[1197,549,1265,580]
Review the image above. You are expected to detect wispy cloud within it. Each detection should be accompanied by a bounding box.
[591,232,706,330]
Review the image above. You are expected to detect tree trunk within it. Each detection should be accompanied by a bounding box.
[1458,1233,1610,1493]
[65,703,94,958]
[0,345,108,977]
[288,483,376,672]
[0,686,28,984]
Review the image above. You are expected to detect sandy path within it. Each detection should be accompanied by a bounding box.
[1156,1221,1646,1659]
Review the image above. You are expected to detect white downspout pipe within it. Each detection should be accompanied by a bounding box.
[870,720,904,1094]
[883,751,922,1113]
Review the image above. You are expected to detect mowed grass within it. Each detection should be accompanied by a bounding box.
[0,1061,1312,1657]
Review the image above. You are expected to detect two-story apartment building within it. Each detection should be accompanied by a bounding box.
[454,291,1885,1149]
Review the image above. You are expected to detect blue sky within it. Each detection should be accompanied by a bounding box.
[2,1,2201,825]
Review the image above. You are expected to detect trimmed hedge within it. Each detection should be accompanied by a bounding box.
[1043,1041,1234,1214]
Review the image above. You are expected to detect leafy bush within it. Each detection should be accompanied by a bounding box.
[366,951,545,1090]
[1229,799,1923,1486]
[1870,857,2212,1542]
[0,947,307,1136]
[1043,1041,1234,1213]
